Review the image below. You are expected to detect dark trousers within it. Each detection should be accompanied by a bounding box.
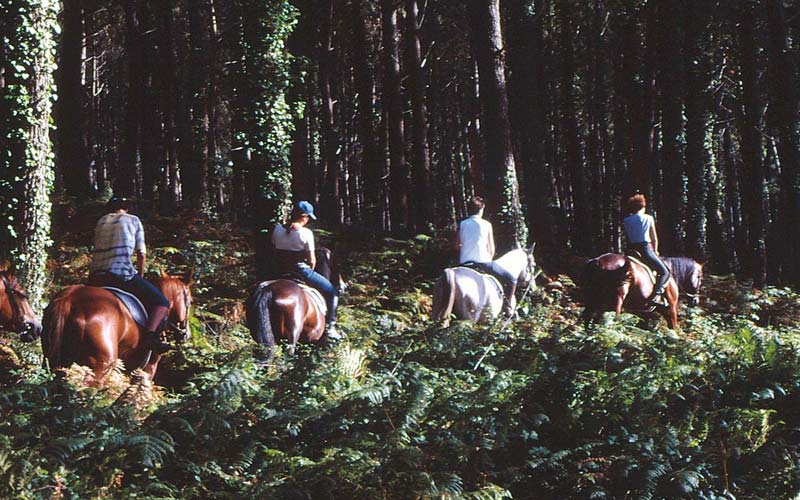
[630,242,670,295]
[297,266,339,324]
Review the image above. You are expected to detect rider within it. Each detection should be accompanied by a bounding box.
[623,193,670,307]
[456,196,517,315]
[88,197,173,353]
[271,200,342,340]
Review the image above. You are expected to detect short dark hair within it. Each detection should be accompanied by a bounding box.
[467,196,485,215]
[107,196,134,212]
[626,193,646,214]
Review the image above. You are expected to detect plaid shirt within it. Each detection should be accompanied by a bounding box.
[89,213,146,279]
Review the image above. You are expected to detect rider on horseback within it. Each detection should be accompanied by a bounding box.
[87,197,173,353]
[623,193,670,307]
[456,196,517,316]
[271,201,342,340]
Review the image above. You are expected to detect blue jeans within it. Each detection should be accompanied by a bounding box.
[298,266,339,324]
[465,261,518,304]
[630,242,670,295]
[90,272,171,310]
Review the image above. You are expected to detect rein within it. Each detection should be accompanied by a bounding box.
[473,243,538,371]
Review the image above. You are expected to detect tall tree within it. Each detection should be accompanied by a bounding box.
[381,0,408,233]
[765,0,800,286]
[470,0,526,249]
[405,0,432,233]
[0,0,58,309]
[54,0,91,199]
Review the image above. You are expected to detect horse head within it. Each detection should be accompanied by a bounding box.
[687,262,704,306]
[519,243,538,289]
[156,268,194,342]
[0,270,42,342]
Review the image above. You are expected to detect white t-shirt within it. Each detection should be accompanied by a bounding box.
[90,213,146,279]
[623,213,654,243]
[459,215,493,264]
[272,223,315,254]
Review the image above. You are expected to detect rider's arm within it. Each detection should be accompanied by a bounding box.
[305,229,317,269]
[487,224,496,258]
[136,251,146,277]
[649,219,659,255]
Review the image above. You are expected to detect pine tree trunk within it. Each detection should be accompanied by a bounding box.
[318,0,340,223]
[469,0,526,249]
[55,0,90,199]
[381,0,408,233]
[737,4,768,286]
[352,0,383,228]
[405,0,432,234]
[766,0,800,286]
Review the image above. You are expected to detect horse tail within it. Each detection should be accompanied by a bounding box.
[432,268,457,323]
[245,284,276,351]
[42,292,73,369]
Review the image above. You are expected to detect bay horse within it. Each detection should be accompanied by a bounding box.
[663,257,704,306]
[0,269,42,341]
[431,246,536,326]
[41,270,193,381]
[245,247,344,357]
[581,253,679,329]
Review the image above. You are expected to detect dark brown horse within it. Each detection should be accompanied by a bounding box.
[0,269,42,341]
[581,253,679,329]
[245,247,344,357]
[41,270,193,380]
[663,257,704,306]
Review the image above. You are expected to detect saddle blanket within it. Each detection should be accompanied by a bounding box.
[626,256,657,285]
[102,287,148,327]
[453,267,504,298]
[257,280,327,317]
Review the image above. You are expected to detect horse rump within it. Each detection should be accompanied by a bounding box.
[41,288,78,369]
[431,268,457,324]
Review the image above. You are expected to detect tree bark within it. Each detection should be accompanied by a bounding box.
[469,0,526,249]
[381,0,408,233]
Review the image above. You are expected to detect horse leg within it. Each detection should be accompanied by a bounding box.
[663,282,680,329]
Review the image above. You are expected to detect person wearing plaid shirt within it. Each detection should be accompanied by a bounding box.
[88,197,173,353]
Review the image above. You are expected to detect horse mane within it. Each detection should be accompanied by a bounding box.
[662,257,697,290]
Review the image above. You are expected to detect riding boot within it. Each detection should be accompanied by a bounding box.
[325,294,344,340]
[144,305,174,353]
[649,285,668,308]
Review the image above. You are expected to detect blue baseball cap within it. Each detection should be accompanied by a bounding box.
[296,200,317,220]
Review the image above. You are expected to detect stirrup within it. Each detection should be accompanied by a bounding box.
[144,331,174,354]
[650,293,668,308]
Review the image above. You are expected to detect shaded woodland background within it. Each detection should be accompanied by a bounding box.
[2,0,800,306]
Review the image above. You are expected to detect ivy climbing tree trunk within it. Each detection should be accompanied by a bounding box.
[0,0,58,310]
[469,0,526,249]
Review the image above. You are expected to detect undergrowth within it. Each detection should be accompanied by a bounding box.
[1,213,799,499]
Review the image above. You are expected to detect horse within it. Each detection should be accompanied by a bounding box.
[0,269,42,341]
[662,257,704,306]
[580,253,679,329]
[41,270,193,381]
[431,246,536,326]
[245,247,345,357]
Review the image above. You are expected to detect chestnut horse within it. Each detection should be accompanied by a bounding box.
[581,253,679,329]
[41,270,193,380]
[0,269,42,341]
[245,247,344,357]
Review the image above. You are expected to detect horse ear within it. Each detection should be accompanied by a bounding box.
[159,267,169,279]
[0,260,10,273]
[184,267,195,286]
[527,242,536,255]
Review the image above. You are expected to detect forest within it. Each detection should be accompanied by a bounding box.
[1,0,800,498]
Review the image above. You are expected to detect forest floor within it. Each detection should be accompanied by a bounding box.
[1,208,800,499]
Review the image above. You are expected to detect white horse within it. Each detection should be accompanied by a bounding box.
[431,246,536,326]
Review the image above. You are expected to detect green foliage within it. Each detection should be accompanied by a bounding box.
[2,220,800,498]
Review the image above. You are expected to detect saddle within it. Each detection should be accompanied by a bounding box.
[102,287,149,327]
[453,266,504,298]
[624,250,657,286]
[257,279,327,316]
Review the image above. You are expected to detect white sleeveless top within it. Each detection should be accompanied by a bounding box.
[459,215,493,263]
[623,213,654,243]
[272,224,315,254]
